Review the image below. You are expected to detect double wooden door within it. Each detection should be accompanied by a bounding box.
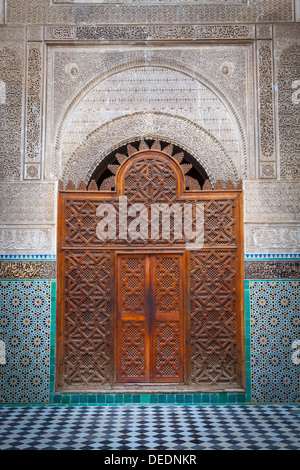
[116,252,185,383]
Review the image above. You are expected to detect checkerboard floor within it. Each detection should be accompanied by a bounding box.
[0,405,299,451]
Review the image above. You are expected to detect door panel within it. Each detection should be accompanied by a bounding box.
[117,255,149,382]
[151,255,184,382]
[116,253,184,383]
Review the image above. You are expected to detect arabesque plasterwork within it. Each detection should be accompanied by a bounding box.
[0,3,299,254]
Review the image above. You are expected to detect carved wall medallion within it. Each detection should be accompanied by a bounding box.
[256,24,273,40]
[259,162,276,179]
[24,164,40,180]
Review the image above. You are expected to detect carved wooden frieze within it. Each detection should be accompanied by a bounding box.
[0,260,56,279]
[244,260,300,280]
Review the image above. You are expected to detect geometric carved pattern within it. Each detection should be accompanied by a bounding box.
[63,251,111,387]
[100,140,200,194]
[117,254,147,382]
[203,199,236,245]
[119,321,146,380]
[123,158,178,204]
[155,257,180,314]
[64,198,236,247]
[154,256,182,379]
[154,321,181,379]
[120,257,146,314]
[64,153,237,249]
[190,251,237,385]
[117,253,183,383]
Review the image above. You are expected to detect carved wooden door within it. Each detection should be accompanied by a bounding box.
[56,141,245,393]
[117,253,184,383]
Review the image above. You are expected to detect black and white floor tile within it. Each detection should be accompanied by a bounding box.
[0,405,299,451]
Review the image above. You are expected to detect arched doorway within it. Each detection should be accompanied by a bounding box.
[56,141,244,392]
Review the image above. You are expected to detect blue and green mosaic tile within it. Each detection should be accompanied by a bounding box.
[249,280,300,404]
[0,280,52,404]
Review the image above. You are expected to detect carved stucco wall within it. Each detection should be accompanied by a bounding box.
[0,1,299,255]
[46,46,251,185]
[4,1,295,25]
[0,27,24,181]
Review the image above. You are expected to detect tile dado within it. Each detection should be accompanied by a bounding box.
[0,271,299,405]
[0,280,52,404]
[248,280,300,404]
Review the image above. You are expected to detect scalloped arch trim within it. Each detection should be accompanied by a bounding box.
[61,111,239,186]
